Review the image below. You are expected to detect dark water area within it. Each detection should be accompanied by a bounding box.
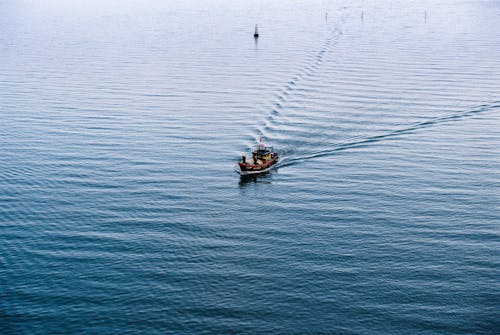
[1,0,499,334]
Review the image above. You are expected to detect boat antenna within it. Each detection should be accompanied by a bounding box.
[254,24,259,38]
[259,137,265,148]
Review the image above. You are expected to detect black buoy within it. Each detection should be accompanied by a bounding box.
[254,24,259,38]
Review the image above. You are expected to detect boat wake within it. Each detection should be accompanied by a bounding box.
[277,101,500,168]
[244,3,499,173]
[252,11,348,145]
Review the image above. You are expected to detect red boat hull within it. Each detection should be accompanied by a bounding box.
[238,153,279,174]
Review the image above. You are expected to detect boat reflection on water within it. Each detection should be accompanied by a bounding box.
[238,167,277,187]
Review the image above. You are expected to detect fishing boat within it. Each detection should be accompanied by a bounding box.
[238,138,279,175]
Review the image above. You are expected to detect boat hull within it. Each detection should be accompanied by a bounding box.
[238,154,279,175]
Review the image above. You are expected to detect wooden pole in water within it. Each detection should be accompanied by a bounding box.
[254,24,259,38]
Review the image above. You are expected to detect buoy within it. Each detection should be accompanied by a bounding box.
[254,24,259,38]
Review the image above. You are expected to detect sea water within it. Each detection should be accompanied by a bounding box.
[1,0,499,334]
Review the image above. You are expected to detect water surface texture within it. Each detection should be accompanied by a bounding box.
[1,0,499,334]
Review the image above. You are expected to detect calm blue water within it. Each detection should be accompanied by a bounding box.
[1,0,499,334]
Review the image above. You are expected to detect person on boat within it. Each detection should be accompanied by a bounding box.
[242,154,246,163]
